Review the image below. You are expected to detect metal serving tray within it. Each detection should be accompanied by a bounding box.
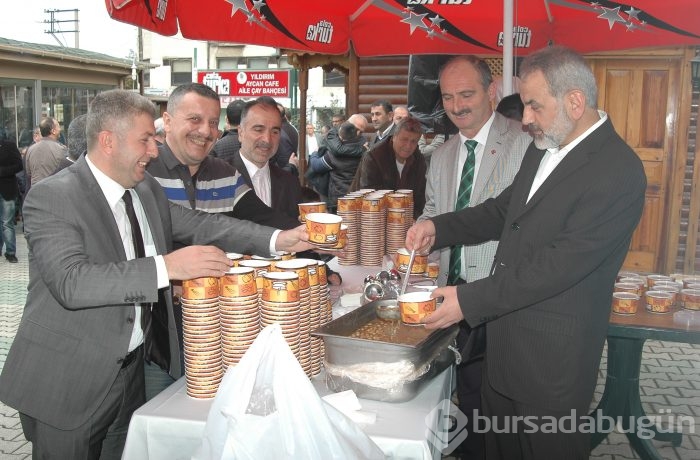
[312,299,458,402]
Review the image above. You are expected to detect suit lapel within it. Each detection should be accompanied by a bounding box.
[508,145,545,217]
[444,137,460,211]
[233,152,253,188]
[269,166,281,210]
[472,114,507,204]
[135,180,167,255]
[75,158,128,260]
[513,119,614,218]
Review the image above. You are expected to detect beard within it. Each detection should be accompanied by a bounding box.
[528,103,574,150]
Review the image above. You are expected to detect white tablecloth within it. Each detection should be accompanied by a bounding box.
[122,366,455,460]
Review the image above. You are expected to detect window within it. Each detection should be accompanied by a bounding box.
[247,57,269,69]
[0,81,34,146]
[323,70,345,87]
[217,57,238,70]
[278,57,293,69]
[164,58,192,86]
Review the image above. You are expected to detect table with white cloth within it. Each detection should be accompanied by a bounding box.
[123,261,455,459]
[122,366,455,460]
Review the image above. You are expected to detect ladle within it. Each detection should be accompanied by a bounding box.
[399,248,417,297]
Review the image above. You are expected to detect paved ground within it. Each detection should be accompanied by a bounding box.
[0,231,698,459]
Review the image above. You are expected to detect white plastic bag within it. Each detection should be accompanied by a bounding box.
[193,323,384,460]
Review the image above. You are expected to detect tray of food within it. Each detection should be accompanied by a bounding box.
[312,299,459,402]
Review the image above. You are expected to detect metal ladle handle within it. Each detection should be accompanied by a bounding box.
[399,249,416,297]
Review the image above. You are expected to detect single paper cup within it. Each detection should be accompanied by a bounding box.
[395,248,428,274]
[681,288,700,310]
[274,259,311,290]
[261,271,299,303]
[611,292,639,315]
[298,202,327,222]
[645,290,674,314]
[332,224,348,249]
[305,212,342,246]
[182,277,220,300]
[426,262,440,279]
[220,267,257,298]
[398,291,436,325]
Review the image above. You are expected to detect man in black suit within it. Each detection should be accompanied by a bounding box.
[407,46,646,459]
[234,97,302,220]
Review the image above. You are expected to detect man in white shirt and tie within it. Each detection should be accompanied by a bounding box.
[417,55,531,459]
[234,97,302,219]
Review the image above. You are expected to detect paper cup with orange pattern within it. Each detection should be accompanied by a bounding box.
[305,213,342,246]
[219,267,257,298]
[274,259,311,290]
[425,262,440,279]
[261,272,300,303]
[395,248,428,274]
[331,224,348,250]
[386,193,408,209]
[611,292,639,315]
[398,291,436,325]
[238,259,271,291]
[681,288,700,310]
[182,277,220,300]
[298,202,327,223]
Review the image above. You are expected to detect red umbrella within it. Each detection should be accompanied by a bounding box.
[106,0,700,56]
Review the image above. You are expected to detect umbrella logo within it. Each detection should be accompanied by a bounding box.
[497,26,532,49]
[306,20,334,44]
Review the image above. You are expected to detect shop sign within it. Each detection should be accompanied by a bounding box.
[198,70,290,97]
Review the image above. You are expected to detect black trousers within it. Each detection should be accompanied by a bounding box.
[481,360,590,460]
[454,324,485,459]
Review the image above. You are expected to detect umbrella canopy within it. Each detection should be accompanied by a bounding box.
[107,0,700,56]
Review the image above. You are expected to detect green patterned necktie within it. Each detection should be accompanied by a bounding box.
[447,140,477,285]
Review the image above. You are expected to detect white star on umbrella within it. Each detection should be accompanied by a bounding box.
[427,28,437,39]
[625,7,641,22]
[226,0,249,17]
[598,6,625,30]
[401,11,429,35]
[429,15,444,28]
[626,21,639,32]
[252,0,266,13]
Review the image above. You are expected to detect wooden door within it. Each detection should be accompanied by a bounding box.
[590,57,682,273]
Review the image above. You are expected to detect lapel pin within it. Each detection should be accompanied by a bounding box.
[491,149,496,155]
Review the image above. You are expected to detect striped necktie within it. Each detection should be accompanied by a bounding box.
[447,140,477,285]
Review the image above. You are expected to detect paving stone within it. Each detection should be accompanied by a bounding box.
[642,386,682,398]
[659,358,693,369]
[640,371,672,380]
[590,440,637,457]
[660,379,696,391]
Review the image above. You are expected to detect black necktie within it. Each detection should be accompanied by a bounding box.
[122,190,152,359]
